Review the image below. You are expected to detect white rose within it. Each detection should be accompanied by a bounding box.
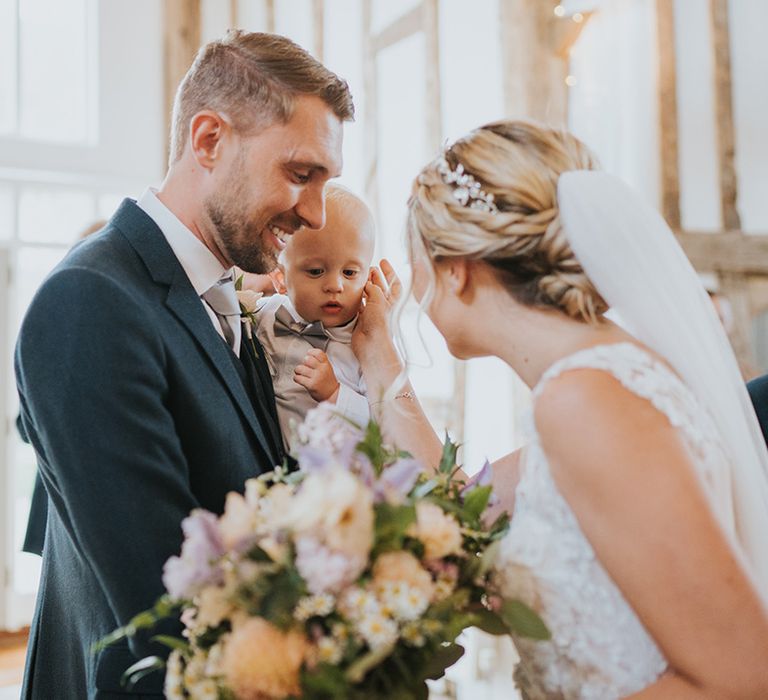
[236,289,262,314]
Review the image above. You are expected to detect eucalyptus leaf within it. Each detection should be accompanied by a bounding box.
[437,434,459,475]
[121,655,165,689]
[471,608,509,636]
[500,600,551,640]
[420,643,465,680]
[462,485,493,522]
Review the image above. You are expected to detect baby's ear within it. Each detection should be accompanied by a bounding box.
[269,266,287,294]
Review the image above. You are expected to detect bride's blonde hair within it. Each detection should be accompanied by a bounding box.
[407,120,608,323]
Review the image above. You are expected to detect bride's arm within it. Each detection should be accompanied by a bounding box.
[354,262,523,513]
[535,369,768,700]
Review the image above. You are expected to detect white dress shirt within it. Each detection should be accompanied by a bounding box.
[137,188,241,355]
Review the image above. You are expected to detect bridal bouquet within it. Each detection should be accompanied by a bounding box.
[103,405,548,699]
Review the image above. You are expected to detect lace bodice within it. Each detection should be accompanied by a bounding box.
[494,343,730,699]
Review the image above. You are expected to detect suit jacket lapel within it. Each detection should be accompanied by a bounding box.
[113,200,275,462]
[240,335,283,461]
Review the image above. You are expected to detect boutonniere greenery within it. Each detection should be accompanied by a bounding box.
[235,274,262,358]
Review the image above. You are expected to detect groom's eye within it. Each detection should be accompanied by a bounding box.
[290,170,311,184]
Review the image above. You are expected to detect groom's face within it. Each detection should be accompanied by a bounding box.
[204,95,344,274]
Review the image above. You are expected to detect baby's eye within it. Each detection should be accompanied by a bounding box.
[343,269,359,278]
[306,268,323,277]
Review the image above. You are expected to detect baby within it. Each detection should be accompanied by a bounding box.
[254,185,375,449]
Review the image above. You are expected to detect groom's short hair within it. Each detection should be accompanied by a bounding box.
[169,30,354,165]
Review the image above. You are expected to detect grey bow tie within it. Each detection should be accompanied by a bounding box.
[274,305,328,350]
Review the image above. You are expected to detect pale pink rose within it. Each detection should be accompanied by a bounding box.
[409,502,463,560]
[222,617,308,699]
[372,551,435,602]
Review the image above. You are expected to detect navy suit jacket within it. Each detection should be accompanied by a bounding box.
[748,373,768,446]
[15,200,283,699]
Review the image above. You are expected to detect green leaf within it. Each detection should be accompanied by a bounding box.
[301,663,348,697]
[356,420,387,473]
[437,433,459,475]
[476,539,502,579]
[150,635,189,652]
[420,643,465,680]
[345,642,396,683]
[462,485,493,522]
[121,655,165,689]
[374,502,416,552]
[500,600,551,640]
[470,608,509,636]
[235,274,244,291]
[412,477,439,499]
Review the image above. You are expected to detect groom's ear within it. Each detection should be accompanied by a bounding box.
[269,266,287,294]
[189,110,229,170]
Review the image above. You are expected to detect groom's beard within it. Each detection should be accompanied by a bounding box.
[205,194,275,274]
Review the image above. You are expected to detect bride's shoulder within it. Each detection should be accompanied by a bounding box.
[533,365,685,478]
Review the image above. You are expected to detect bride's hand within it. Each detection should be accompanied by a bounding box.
[352,259,401,364]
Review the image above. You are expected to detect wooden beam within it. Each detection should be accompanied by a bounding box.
[362,0,379,228]
[499,0,568,125]
[312,0,324,61]
[265,0,275,33]
[164,0,201,162]
[230,0,238,28]
[550,11,593,59]
[710,0,741,230]
[372,5,422,54]
[676,231,768,275]
[719,272,756,371]
[656,0,681,230]
[422,0,442,155]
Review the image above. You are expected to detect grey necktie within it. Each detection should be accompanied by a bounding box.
[202,275,240,350]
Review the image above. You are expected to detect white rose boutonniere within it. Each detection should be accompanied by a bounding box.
[235,275,263,357]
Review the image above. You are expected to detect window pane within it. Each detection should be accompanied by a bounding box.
[0,0,16,133]
[0,185,13,241]
[18,187,95,245]
[371,0,420,34]
[14,245,68,325]
[18,0,91,142]
[275,0,314,54]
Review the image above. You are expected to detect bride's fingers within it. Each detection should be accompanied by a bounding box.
[369,266,389,295]
[380,259,402,300]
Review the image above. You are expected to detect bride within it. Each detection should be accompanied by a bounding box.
[353,120,768,698]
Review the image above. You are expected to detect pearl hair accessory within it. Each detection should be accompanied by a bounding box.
[436,156,498,214]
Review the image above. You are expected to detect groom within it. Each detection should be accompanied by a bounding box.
[15,31,352,699]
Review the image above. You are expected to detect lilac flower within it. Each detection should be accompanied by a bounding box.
[295,536,366,595]
[460,459,499,507]
[162,510,225,600]
[375,458,424,503]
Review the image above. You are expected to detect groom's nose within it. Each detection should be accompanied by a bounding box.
[295,183,326,231]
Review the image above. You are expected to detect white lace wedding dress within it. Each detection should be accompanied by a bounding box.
[494,342,731,700]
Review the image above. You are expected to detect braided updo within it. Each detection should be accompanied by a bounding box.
[407,121,608,323]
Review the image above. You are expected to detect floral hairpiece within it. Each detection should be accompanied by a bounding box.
[436,156,498,214]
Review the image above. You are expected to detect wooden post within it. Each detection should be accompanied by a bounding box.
[265,0,275,33]
[710,0,741,231]
[312,0,324,61]
[499,0,569,125]
[361,0,379,228]
[656,0,681,230]
[422,0,442,155]
[229,0,238,28]
[164,0,201,163]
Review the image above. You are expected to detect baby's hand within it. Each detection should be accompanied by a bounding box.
[294,349,340,403]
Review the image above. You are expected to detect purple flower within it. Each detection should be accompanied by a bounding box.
[461,460,499,507]
[295,536,365,594]
[162,510,225,600]
[375,458,424,503]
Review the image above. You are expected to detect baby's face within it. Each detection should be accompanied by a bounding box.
[282,199,374,327]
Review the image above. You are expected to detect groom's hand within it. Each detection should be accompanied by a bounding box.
[294,349,340,402]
